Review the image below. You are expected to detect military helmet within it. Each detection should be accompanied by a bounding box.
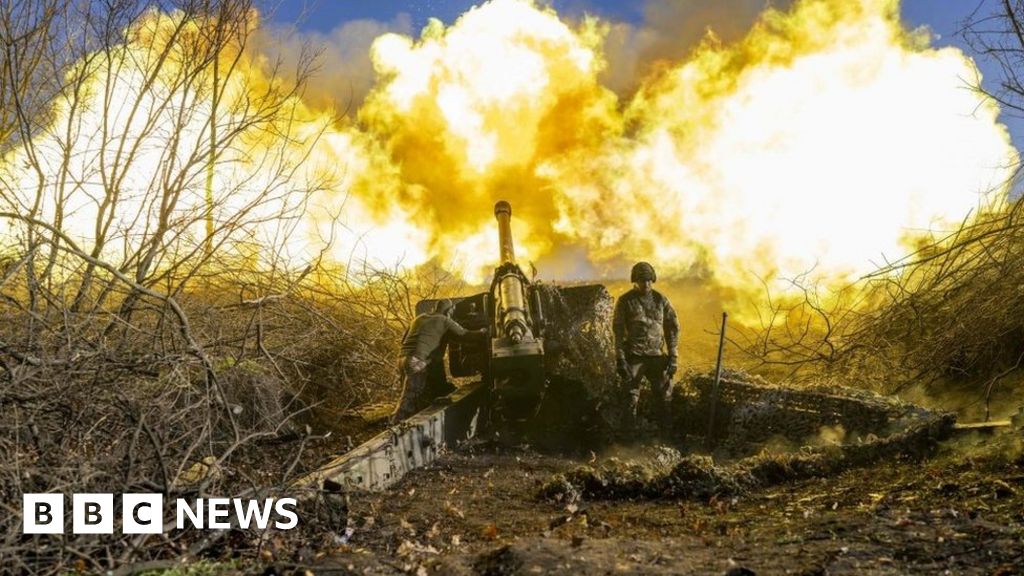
[434,298,454,314]
[630,261,657,283]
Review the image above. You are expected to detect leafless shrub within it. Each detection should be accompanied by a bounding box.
[727,272,870,384]
[0,0,406,572]
[290,262,465,427]
[803,2,1024,404]
[834,199,1024,399]
[724,196,1024,406]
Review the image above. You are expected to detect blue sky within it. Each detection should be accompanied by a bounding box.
[260,0,1022,151]
[264,1,973,35]
[264,1,981,40]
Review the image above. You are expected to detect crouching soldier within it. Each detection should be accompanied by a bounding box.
[393,299,487,422]
[613,262,680,431]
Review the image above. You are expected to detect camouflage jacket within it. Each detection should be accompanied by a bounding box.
[400,313,470,360]
[613,288,679,360]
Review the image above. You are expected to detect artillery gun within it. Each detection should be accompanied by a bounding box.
[417,201,551,424]
[301,202,616,493]
[303,203,967,498]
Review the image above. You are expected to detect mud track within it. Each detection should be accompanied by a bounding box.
[306,432,1024,576]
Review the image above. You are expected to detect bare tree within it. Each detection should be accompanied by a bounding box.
[0,1,364,572]
[963,0,1024,125]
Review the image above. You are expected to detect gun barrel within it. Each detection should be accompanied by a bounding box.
[488,201,546,421]
[494,200,515,264]
[492,201,532,344]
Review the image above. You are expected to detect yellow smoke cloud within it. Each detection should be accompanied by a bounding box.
[2,0,1018,295]
[345,0,618,279]
[543,0,1016,287]
[333,0,1016,288]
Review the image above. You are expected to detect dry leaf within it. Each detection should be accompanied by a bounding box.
[445,501,465,519]
[176,456,220,487]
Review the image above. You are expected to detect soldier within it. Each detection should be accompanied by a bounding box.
[613,261,680,430]
[393,299,487,422]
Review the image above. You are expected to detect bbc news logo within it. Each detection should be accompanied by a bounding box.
[23,494,299,534]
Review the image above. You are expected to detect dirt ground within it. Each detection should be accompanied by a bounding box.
[289,428,1024,576]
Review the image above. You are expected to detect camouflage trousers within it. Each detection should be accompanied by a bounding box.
[393,355,428,422]
[393,355,455,422]
[621,354,672,428]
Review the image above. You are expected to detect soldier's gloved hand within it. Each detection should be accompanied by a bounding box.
[666,357,678,381]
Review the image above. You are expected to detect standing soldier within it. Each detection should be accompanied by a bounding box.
[393,299,487,422]
[613,262,680,430]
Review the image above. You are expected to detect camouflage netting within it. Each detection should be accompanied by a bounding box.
[540,372,957,501]
[533,283,617,396]
[527,283,621,447]
[675,371,941,455]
